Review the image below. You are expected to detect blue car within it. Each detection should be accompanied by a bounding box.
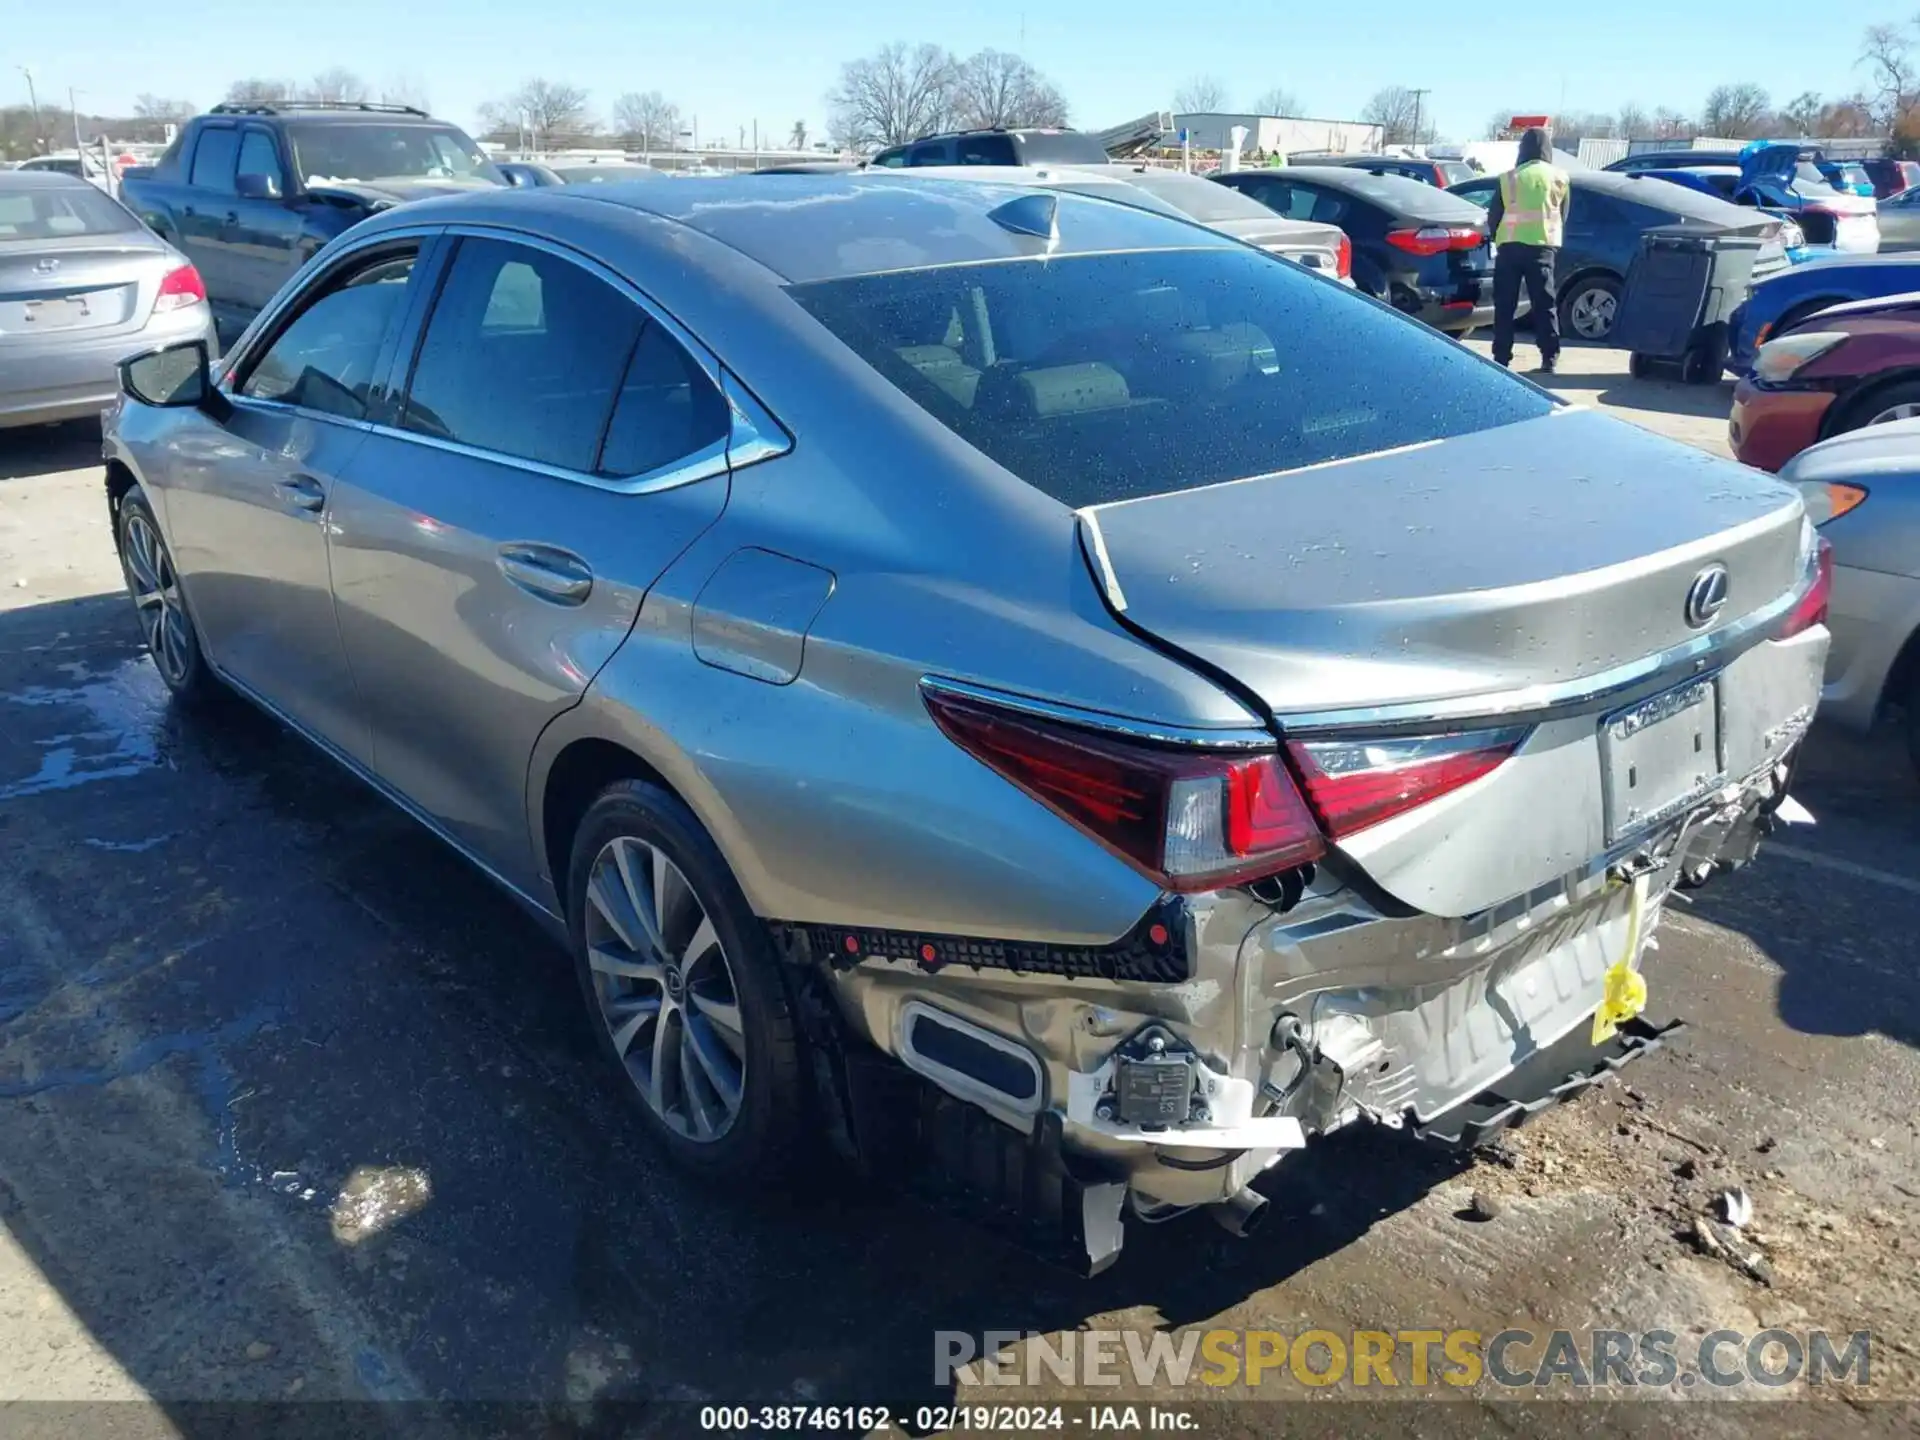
[1608,143,1880,251]
[1649,166,1831,265]
[1728,252,1920,374]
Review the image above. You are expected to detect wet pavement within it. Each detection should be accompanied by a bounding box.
[2,395,1919,1434]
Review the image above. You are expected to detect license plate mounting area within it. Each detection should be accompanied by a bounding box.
[1599,678,1723,842]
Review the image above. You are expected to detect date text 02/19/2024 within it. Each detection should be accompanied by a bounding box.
[698,1405,1199,1431]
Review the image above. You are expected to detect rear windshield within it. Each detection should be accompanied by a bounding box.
[1015,132,1113,165]
[788,247,1551,509]
[1297,169,1487,223]
[1121,171,1281,223]
[0,184,139,241]
[286,123,500,187]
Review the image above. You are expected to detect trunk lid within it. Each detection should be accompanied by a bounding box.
[1080,407,1806,720]
[0,240,172,340]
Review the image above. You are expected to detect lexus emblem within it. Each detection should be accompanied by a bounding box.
[1684,564,1730,629]
[33,258,58,275]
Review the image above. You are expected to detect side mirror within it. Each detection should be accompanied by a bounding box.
[120,339,213,409]
[235,171,282,201]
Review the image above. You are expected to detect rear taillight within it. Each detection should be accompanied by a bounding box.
[1287,729,1527,839]
[1385,226,1483,256]
[925,688,1529,892]
[1778,538,1833,639]
[923,689,1323,892]
[154,263,207,314]
[1335,232,1352,280]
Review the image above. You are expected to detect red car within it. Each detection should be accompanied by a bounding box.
[1730,291,1920,471]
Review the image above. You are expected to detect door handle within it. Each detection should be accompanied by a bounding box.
[497,543,593,605]
[224,211,240,226]
[276,474,326,513]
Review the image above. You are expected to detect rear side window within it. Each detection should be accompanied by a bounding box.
[789,246,1551,509]
[908,142,952,166]
[401,237,643,471]
[956,135,1017,166]
[190,127,239,192]
[598,324,730,476]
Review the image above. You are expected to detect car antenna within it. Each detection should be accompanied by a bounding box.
[987,193,1059,249]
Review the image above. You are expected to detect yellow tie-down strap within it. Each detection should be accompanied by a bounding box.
[1592,871,1651,1046]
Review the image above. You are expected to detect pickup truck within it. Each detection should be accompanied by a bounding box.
[120,100,504,336]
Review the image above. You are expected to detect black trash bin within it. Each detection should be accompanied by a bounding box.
[1611,226,1781,385]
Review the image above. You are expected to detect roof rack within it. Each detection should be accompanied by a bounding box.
[208,100,430,118]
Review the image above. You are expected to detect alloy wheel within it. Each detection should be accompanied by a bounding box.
[1569,287,1617,339]
[122,510,193,687]
[583,834,747,1141]
[1868,401,1920,426]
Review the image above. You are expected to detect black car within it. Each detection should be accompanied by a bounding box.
[1213,166,1498,333]
[1449,169,1787,345]
[119,100,504,334]
[1295,153,1478,188]
[498,161,565,188]
[870,127,1111,168]
[1603,151,1746,175]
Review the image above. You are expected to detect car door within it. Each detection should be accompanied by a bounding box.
[156,238,429,763]
[229,127,307,311]
[325,231,734,883]
[177,123,241,311]
[1882,189,1920,252]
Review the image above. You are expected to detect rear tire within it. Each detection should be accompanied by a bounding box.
[114,489,219,704]
[1559,274,1622,343]
[565,779,808,1181]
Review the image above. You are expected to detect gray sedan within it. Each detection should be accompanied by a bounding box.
[1,171,215,429]
[1780,419,1920,771]
[102,173,1826,1271]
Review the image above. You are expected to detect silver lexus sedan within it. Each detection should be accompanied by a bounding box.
[1,171,214,429]
[102,175,1829,1273]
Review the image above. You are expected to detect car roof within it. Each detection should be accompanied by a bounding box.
[1589,168,1767,226]
[402,172,1241,284]
[1245,165,1485,221]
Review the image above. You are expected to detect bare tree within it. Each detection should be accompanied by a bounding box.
[224,78,294,106]
[1174,76,1229,114]
[484,79,594,149]
[789,120,808,149]
[1820,93,1878,138]
[379,74,431,112]
[612,91,682,150]
[1650,106,1697,139]
[1250,87,1300,118]
[1361,86,1425,145]
[1860,22,1917,127]
[1615,103,1650,139]
[953,50,1068,131]
[1700,82,1771,139]
[1547,111,1615,149]
[305,69,369,104]
[825,43,957,150]
[134,95,195,122]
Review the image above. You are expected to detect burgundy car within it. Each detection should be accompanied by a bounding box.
[1731,291,1920,471]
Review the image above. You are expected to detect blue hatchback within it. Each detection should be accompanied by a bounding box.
[1728,253,1920,374]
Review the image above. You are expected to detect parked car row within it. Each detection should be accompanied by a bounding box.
[1606,144,1881,253]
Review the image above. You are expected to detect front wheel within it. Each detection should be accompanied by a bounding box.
[115,489,217,702]
[566,780,808,1180]
[1559,275,1622,342]
[1839,379,1920,434]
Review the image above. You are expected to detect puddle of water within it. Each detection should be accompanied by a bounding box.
[0,658,168,800]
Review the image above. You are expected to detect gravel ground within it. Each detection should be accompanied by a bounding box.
[0,345,1916,1435]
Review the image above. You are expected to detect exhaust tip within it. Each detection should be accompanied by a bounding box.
[1211,1186,1269,1239]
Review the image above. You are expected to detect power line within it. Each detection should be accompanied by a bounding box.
[1409,88,1431,146]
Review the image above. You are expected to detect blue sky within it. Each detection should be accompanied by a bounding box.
[8,0,1890,144]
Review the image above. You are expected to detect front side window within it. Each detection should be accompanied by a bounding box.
[239,250,417,419]
[190,127,239,192]
[237,130,284,191]
[400,238,646,472]
[789,246,1551,510]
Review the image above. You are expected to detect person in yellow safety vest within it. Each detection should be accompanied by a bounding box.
[1485,126,1571,374]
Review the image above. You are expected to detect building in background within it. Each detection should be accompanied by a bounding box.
[1171,112,1383,158]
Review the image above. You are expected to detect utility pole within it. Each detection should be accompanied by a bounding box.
[1409,88,1431,150]
[69,87,83,158]
[18,66,43,155]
